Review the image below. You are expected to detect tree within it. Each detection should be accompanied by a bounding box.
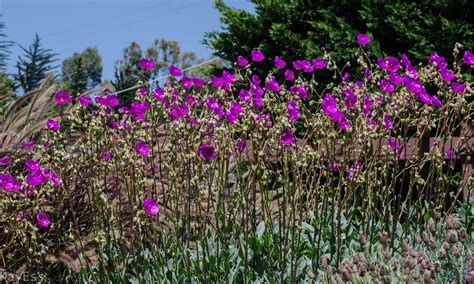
[62,46,103,95]
[204,0,474,74]
[112,39,204,105]
[0,15,13,73]
[13,34,59,92]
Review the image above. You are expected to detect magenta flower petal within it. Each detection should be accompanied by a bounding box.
[143,198,159,215]
[54,91,73,105]
[312,59,326,69]
[169,65,182,77]
[356,33,371,45]
[25,160,40,173]
[79,96,91,107]
[0,155,12,166]
[199,144,216,161]
[46,119,60,131]
[451,82,466,93]
[440,69,456,81]
[287,100,300,123]
[237,55,249,67]
[106,94,120,108]
[284,69,295,81]
[445,149,454,159]
[463,50,474,65]
[251,50,265,62]
[140,58,155,71]
[274,56,286,69]
[36,212,51,228]
[280,128,295,145]
[27,173,42,187]
[135,141,150,157]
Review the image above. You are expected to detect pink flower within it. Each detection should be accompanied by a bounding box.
[280,128,295,145]
[22,141,35,149]
[25,160,40,173]
[380,79,395,93]
[106,94,120,108]
[0,174,22,191]
[389,73,403,85]
[36,212,51,228]
[199,144,216,161]
[429,53,447,69]
[27,173,42,187]
[46,119,60,131]
[274,56,286,69]
[0,155,12,166]
[140,58,155,71]
[337,115,351,130]
[377,57,400,73]
[445,149,454,159]
[284,69,295,81]
[451,82,466,93]
[251,50,265,62]
[169,65,182,76]
[78,95,91,107]
[143,198,159,215]
[54,91,73,105]
[180,77,194,89]
[193,78,206,88]
[384,114,393,130]
[237,55,249,67]
[239,89,251,102]
[135,141,150,157]
[356,33,371,45]
[344,91,357,110]
[101,152,111,160]
[431,96,443,108]
[463,50,474,65]
[287,100,300,123]
[265,78,281,92]
[312,59,326,69]
[440,69,456,81]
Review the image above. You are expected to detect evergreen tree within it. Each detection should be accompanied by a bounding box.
[0,15,13,73]
[204,0,474,73]
[13,34,59,92]
[62,46,103,95]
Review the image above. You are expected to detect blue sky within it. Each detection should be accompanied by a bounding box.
[0,0,255,80]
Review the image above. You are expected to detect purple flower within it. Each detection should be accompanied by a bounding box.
[135,141,150,157]
[337,115,351,130]
[284,69,295,81]
[342,72,351,82]
[180,77,194,89]
[169,65,182,76]
[251,50,265,62]
[239,89,251,102]
[401,54,418,78]
[236,137,247,153]
[431,96,443,108]
[0,155,12,166]
[253,98,263,109]
[429,53,447,69]
[54,91,73,105]
[440,69,456,81]
[451,82,466,93]
[445,149,454,159]
[344,91,357,110]
[46,119,60,131]
[388,137,400,153]
[332,161,338,173]
[290,85,308,100]
[274,56,286,69]
[265,78,281,92]
[27,173,42,187]
[193,78,206,88]
[185,95,196,106]
[415,90,433,105]
[403,77,424,93]
[101,152,111,160]
[287,100,300,123]
[140,58,155,71]
[237,55,249,67]
[363,68,372,79]
[463,50,474,65]
[389,73,403,85]
[199,144,216,161]
[211,76,224,88]
[280,128,295,145]
[322,93,343,121]
[106,94,120,108]
[23,141,35,149]
[79,96,91,107]
[36,212,51,228]
[377,57,400,73]
[0,174,21,191]
[222,70,237,84]
[384,114,393,130]
[143,198,159,215]
[380,79,395,93]
[356,33,371,45]
[312,59,326,69]
[25,160,40,173]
